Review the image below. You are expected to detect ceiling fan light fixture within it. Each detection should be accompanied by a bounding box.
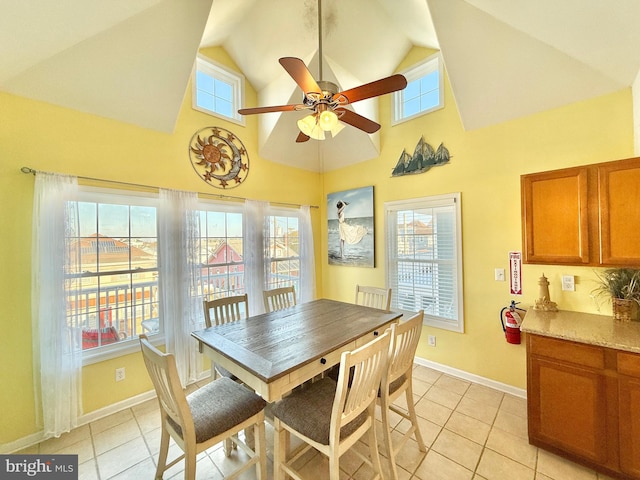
[318,108,339,131]
[297,114,325,140]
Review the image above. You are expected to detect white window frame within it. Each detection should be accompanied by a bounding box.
[392,52,444,125]
[384,192,464,332]
[192,54,245,125]
[71,187,161,365]
[264,207,301,294]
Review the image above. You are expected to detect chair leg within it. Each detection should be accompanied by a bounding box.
[245,426,255,450]
[273,418,288,480]
[223,438,233,457]
[380,397,399,480]
[184,447,196,480]
[405,383,426,452]
[155,426,170,480]
[255,419,267,480]
[329,452,341,480]
[367,418,383,480]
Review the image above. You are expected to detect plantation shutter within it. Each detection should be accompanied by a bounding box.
[386,193,463,332]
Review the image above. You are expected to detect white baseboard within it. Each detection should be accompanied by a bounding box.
[414,356,527,399]
[1,390,156,454]
[77,390,157,426]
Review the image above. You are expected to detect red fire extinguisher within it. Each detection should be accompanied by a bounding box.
[500,300,526,344]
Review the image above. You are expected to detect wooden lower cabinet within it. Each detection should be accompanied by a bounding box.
[618,352,640,477]
[527,334,640,479]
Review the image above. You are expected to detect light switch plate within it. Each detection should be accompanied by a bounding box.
[562,275,575,291]
[495,268,505,282]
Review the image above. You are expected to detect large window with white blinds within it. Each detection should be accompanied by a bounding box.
[385,193,464,332]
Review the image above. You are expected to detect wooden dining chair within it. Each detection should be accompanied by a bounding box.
[272,330,391,480]
[355,284,392,311]
[202,294,249,380]
[138,334,267,480]
[263,285,296,312]
[378,310,426,480]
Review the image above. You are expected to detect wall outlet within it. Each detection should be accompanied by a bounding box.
[115,367,126,382]
[428,335,436,347]
[494,268,505,282]
[562,275,575,291]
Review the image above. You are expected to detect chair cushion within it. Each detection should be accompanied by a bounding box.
[271,377,368,445]
[168,377,266,444]
[382,374,407,397]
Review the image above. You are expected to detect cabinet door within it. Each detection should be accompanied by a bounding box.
[598,159,640,265]
[521,167,590,264]
[528,356,608,463]
[618,351,640,477]
[619,375,640,477]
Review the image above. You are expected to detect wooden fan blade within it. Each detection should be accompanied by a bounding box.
[279,57,322,96]
[296,131,310,143]
[336,108,381,134]
[337,74,407,104]
[238,104,298,115]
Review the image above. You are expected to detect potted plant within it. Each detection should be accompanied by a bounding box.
[592,268,640,321]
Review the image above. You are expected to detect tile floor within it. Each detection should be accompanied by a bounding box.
[20,365,617,480]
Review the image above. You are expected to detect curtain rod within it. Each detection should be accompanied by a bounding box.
[20,167,318,209]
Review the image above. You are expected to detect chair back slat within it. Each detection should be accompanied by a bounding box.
[203,294,248,327]
[263,286,296,312]
[332,331,391,432]
[355,285,392,311]
[388,311,423,385]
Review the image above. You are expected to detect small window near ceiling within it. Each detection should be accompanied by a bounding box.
[193,54,244,125]
[392,53,443,125]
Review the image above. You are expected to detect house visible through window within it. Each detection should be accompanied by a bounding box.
[385,193,464,332]
[66,189,159,359]
[198,205,245,301]
[62,188,312,362]
[193,54,244,125]
[393,53,443,125]
[265,211,300,294]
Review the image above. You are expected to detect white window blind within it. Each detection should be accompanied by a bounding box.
[385,193,464,332]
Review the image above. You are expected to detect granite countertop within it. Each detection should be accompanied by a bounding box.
[520,309,640,353]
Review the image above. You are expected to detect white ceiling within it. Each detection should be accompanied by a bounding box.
[2,0,640,171]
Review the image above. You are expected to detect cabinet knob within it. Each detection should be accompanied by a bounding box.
[320,358,327,364]
[373,331,379,336]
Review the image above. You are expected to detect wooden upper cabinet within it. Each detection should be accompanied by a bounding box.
[598,158,640,265]
[522,157,640,266]
[521,166,590,264]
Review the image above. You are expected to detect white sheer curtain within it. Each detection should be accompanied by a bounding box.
[32,171,82,439]
[298,205,316,303]
[243,199,268,315]
[158,189,202,386]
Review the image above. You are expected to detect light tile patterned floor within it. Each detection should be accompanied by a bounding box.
[22,365,617,479]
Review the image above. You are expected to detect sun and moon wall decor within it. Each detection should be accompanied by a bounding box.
[189,127,249,189]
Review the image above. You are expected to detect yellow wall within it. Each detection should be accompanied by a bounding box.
[0,44,634,446]
[321,47,634,389]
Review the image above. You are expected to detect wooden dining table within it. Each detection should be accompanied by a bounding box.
[191,298,402,402]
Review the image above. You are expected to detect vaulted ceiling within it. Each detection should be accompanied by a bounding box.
[2,0,640,171]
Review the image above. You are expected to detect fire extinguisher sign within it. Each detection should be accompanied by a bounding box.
[509,251,522,295]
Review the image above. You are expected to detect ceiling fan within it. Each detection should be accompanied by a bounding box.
[237,0,407,143]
